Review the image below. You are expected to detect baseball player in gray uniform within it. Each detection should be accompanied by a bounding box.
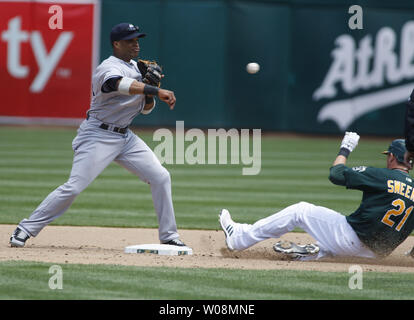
[10,23,188,248]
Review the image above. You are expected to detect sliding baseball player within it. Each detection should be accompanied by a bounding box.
[220,133,414,260]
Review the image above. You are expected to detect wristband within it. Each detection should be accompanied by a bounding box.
[338,147,350,158]
[118,77,135,95]
[143,84,159,96]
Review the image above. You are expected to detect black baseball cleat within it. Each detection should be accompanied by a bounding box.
[10,227,30,248]
[273,241,319,260]
[162,239,187,247]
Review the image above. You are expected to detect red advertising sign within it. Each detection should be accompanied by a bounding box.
[0,0,99,123]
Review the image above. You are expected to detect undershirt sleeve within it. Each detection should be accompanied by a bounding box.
[101,76,122,93]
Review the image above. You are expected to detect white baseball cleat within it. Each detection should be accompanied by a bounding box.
[10,227,30,248]
[273,241,319,260]
[219,209,236,251]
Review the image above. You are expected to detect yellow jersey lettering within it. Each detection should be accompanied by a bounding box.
[387,180,394,193]
[400,183,406,196]
[394,181,401,195]
[386,179,414,201]
[405,185,412,199]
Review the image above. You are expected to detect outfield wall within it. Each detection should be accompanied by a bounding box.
[100,0,414,135]
[1,0,414,136]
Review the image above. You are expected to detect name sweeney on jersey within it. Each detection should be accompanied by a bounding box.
[387,179,414,201]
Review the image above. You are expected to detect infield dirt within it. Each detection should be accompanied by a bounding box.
[1,225,413,273]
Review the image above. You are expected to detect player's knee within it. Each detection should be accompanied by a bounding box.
[292,201,313,221]
[59,180,86,197]
[150,168,171,186]
[297,201,312,208]
[290,201,310,210]
[297,201,315,213]
[159,169,171,185]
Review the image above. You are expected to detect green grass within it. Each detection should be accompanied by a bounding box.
[0,261,413,300]
[0,127,413,301]
[0,126,395,229]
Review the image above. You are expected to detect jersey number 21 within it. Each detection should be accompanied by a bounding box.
[381,199,413,232]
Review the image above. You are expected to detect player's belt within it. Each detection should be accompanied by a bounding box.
[86,114,128,134]
[99,123,128,134]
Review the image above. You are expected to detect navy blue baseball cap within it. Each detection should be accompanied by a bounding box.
[382,139,407,163]
[110,23,146,43]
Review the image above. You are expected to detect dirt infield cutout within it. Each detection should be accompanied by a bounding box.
[1,225,413,273]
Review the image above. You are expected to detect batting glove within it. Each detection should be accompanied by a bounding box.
[338,131,360,157]
[341,132,360,152]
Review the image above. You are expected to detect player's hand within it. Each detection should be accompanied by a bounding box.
[158,89,176,110]
[404,151,414,170]
[340,131,360,152]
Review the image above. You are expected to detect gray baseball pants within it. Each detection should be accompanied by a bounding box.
[19,117,179,242]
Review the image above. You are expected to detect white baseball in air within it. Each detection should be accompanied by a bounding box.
[246,62,260,74]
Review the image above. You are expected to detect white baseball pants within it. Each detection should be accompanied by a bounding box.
[230,202,376,260]
[19,118,179,242]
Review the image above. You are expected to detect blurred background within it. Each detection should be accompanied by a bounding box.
[1,0,414,135]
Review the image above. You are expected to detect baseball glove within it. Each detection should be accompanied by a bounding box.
[137,59,163,87]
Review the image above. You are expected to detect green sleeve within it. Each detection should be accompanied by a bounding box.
[329,164,347,186]
[343,166,387,192]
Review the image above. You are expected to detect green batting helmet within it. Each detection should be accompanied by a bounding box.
[382,139,406,163]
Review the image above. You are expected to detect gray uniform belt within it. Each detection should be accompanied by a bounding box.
[86,113,128,134]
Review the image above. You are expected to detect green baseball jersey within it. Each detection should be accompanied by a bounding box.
[332,164,414,256]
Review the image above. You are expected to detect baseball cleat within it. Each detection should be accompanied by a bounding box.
[404,246,414,258]
[219,209,236,251]
[162,239,187,247]
[273,241,319,260]
[9,227,30,248]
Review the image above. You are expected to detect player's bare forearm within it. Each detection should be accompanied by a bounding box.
[333,155,347,166]
[117,79,176,109]
[126,79,146,95]
[115,79,152,95]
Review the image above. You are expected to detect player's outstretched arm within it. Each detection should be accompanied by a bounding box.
[329,132,360,186]
[116,78,176,110]
[332,132,360,166]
